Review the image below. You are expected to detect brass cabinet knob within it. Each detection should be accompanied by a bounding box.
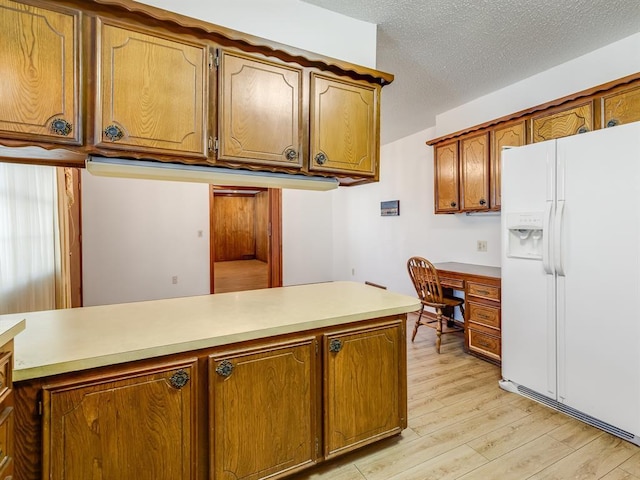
[606,119,619,128]
[285,148,298,161]
[215,360,234,377]
[450,201,457,208]
[315,152,327,165]
[104,124,124,142]
[577,126,589,134]
[50,118,73,136]
[169,369,190,389]
[329,338,343,353]
[479,198,486,206]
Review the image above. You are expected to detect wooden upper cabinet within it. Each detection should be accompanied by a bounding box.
[531,99,594,142]
[491,120,526,210]
[209,338,317,480]
[602,82,640,128]
[434,141,460,213]
[323,320,405,458]
[217,49,303,168]
[460,132,490,211]
[309,73,379,177]
[95,19,208,157]
[42,359,197,480]
[0,0,80,145]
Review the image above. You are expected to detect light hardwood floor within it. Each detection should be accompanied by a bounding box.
[213,259,268,293]
[293,313,640,480]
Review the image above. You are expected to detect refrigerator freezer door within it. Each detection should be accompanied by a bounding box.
[501,140,558,399]
[557,122,640,434]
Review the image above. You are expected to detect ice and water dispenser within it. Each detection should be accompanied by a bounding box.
[506,212,544,259]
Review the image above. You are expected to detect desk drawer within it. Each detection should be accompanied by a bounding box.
[468,329,501,361]
[467,282,500,301]
[438,276,464,290]
[468,302,500,329]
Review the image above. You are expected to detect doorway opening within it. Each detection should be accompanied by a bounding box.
[209,186,282,293]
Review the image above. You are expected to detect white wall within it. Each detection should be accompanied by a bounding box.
[334,32,640,297]
[135,0,377,68]
[82,173,211,305]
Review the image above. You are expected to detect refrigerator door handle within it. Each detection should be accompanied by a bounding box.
[554,200,566,277]
[543,201,554,274]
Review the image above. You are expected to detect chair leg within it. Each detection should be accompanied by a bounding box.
[411,305,424,342]
[435,309,442,353]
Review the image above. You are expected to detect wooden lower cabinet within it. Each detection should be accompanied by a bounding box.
[42,359,197,480]
[14,316,407,480]
[209,338,318,480]
[323,320,406,458]
[0,343,15,480]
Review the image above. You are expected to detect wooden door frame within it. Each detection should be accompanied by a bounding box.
[209,186,282,293]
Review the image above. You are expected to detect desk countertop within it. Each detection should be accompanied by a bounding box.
[4,282,420,382]
[434,262,501,279]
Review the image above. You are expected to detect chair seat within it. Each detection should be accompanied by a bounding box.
[422,295,464,310]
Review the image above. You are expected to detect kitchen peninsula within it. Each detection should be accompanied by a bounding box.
[8,282,420,480]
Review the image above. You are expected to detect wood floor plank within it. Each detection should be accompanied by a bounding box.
[621,452,640,477]
[385,445,487,480]
[547,416,607,449]
[457,434,574,480]
[528,433,639,480]
[466,405,571,460]
[601,468,640,480]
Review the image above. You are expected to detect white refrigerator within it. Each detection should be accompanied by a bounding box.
[499,121,640,445]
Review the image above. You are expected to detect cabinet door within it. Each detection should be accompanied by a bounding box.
[217,50,303,168]
[491,120,526,209]
[310,73,379,177]
[96,19,208,157]
[0,0,80,144]
[460,132,489,211]
[210,338,317,480]
[602,82,640,128]
[43,360,197,480]
[324,320,406,458]
[532,100,593,142]
[434,141,460,213]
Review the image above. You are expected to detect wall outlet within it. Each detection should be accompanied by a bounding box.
[172,275,178,284]
[477,240,488,252]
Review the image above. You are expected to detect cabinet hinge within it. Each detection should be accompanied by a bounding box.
[208,136,219,153]
[314,340,318,355]
[38,400,43,416]
[315,437,319,457]
[214,49,220,69]
[208,52,214,70]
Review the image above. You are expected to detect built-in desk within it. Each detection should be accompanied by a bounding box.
[434,262,502,365]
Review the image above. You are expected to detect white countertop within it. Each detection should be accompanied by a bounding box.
[6,282,420,382]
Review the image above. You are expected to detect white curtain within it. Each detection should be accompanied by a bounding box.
[0,163,59,314]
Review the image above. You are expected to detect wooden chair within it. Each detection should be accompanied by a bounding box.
[407,256,465,353]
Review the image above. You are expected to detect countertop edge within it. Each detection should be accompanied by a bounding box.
[14,302,420,382]
[0,319,26,348]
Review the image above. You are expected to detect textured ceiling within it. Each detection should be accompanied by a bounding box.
[302,0,640,144]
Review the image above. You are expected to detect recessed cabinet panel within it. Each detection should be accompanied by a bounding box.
[0,0,80,144]
[491,121,526,209]
[43,361,197,480]
[460,132,489,211]
[218,50,303,168]
[603,83,640,128]
[210,338,317,480]
[434,142,460,213]
[310,73,378,176]
[96,19,207,157]
[532,100,594,142]
[324,321,405,458]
